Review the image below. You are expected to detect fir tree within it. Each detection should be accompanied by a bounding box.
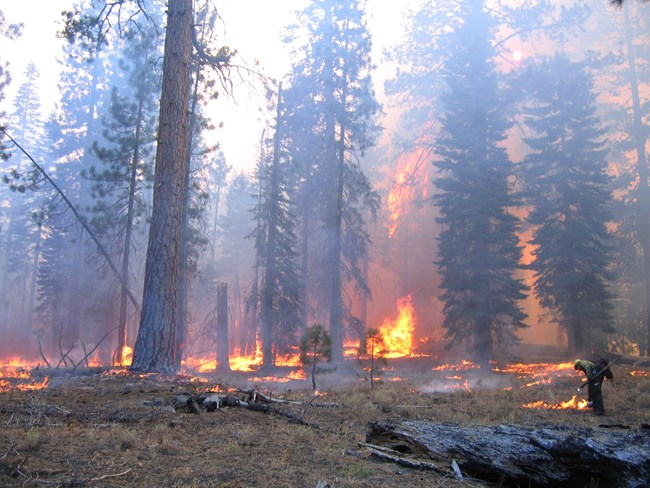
[252,86,303,368]
[520,55,615,354]
[434,0,528,365]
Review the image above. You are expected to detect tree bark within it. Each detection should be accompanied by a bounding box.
[131,0,193,374]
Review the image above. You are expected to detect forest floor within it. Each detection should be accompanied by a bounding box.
[1,345,649,488]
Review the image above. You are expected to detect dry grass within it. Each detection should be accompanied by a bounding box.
[0,358,648,487]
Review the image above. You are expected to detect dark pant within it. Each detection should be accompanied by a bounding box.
[588,382,605,414]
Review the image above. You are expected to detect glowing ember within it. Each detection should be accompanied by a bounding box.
[522,395,589,410]
[379,295,416,358]
[630,370,649,377]
[432,360,480,372]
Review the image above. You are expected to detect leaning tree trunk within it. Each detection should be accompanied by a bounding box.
[131,0,192,374]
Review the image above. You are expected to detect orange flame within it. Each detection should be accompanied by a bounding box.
[379,295,416,358]
[387,144,431,238]
[114,345,133,367]
[522,395,589,410]
[432,360,480,372]
[0,358,49,393]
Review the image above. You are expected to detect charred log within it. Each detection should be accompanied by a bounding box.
[366,420,650,487]
[170,389,339,429]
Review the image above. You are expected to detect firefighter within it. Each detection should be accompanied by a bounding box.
[574,358,614,415]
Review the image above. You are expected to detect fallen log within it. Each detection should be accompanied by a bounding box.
[366,420,650,487]
[170,390,332,430]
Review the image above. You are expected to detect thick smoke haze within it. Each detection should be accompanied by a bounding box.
[0,0,648,369]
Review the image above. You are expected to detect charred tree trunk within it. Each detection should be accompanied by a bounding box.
[131,0,193,374]
[367,420,650,487]
[215,282,230,371]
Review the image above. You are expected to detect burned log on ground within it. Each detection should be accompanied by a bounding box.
[366,420,650,487]
[170,389,338,430]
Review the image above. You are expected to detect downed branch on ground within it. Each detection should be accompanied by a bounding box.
[171,389,339,430]
[366,420,650,487]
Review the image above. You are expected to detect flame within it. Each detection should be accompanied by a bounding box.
[493,362,574,387]
[379,295,416,358]
[0,358,49,393]
[522,395,589,410]
[114,345,133,367]
[387,144,431,238]
[432,360,480,372]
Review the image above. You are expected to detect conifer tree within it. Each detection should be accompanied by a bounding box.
[1,63,45,350]
[283,0,381,363]
[520,55,615,354]
[86,20,161,364]
[252,86,303,368]
[433,0,528,364]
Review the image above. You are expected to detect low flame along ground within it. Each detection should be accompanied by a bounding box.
[1,298,647,410]
[3,352,647,413]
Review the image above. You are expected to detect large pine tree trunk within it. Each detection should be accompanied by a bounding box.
[175,63,201,370]
[131,0,192,374]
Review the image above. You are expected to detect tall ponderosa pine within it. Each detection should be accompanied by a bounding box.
[283,0,381,363]
[175,0,235,369]
[87,21,161,364]
[520,55,615,354]
[131,0,193,373]
[434,0,528,364]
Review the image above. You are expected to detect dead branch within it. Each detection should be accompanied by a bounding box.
[236,388,339,408]
[36,338,51,369]
[359,442,445,473]
[71,327,118,371]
